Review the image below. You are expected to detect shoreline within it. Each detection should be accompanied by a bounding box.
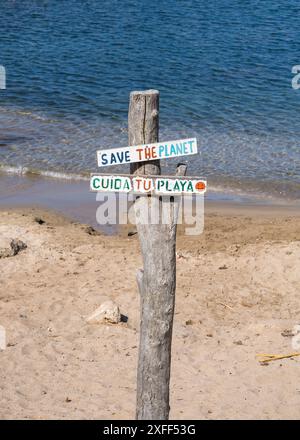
[0,174,299,236]
[1,166,300,204]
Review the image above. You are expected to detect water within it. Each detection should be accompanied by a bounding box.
[0,0,299,200]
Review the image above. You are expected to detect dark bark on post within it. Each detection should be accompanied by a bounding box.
[128,90,187,420]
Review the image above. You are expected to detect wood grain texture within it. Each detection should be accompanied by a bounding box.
[129,90,187,420]
[128,90,161,176]
[135,165,186,420]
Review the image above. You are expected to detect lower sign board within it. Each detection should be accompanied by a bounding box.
[90,174,206,195]
[97,138,197,167]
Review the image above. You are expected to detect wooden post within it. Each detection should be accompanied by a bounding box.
[128,90,160,176]
[128,90,187,420]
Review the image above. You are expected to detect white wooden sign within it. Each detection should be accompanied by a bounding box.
[97,138,197,167]
[90,174,206,195]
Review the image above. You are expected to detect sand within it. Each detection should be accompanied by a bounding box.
[0,204,299,419]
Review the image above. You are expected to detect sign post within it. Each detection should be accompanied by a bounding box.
[91,90,204,419]
[128,90,187,420]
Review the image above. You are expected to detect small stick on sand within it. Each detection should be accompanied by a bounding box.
[256,353,300,364]
[217,302,234,311]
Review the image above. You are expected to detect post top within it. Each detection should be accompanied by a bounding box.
[130,89,159,97]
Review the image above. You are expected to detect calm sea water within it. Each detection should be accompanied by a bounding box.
[0,0,299,200]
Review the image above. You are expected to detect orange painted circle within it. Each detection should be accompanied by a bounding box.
[195,181,206,191]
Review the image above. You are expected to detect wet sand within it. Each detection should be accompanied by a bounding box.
[1,173,299,233]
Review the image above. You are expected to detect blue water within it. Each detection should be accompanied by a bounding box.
[0,0,299,199]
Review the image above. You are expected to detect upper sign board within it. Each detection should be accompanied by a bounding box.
[97,138,197,167]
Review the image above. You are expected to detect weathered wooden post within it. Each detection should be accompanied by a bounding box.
[128,90,187,420]
[129,90,160,176]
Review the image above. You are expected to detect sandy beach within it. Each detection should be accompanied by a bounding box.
[2,0,300,425]
[0,201,299,419]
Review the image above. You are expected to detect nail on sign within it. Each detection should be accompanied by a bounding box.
[90,175,206,195]
[97,138,197,167]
